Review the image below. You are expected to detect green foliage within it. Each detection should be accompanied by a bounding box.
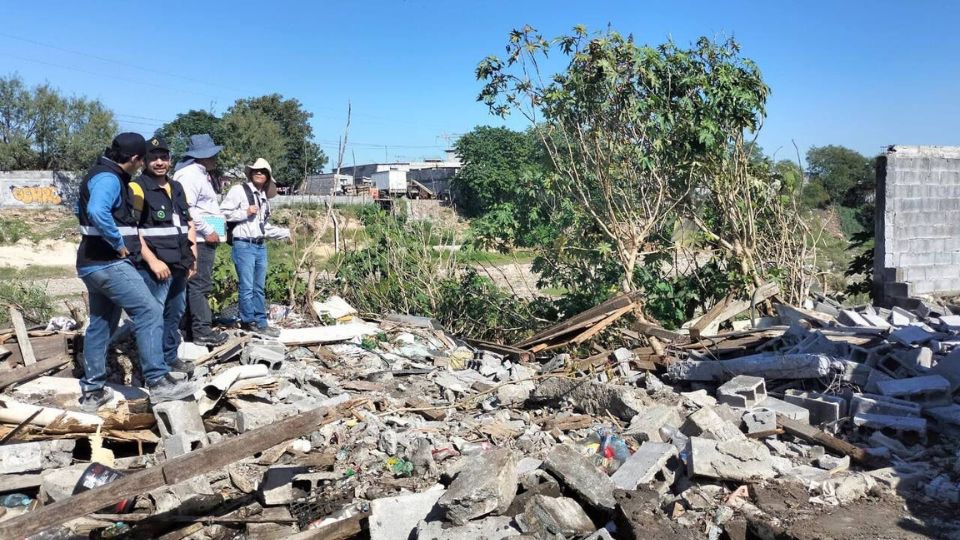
[452,126,543,216]
[154,110,222,163]
[801,179,831,209]
[219,108,287,179]
[208,243,303,314]
[0,73,117,171]
[324,211,545,342]
[0,281,54,325]
[226,94,328,188]
[806,145,874,207]
[209,246,238,314]
[0,218,30,244]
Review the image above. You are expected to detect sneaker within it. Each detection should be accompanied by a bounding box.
[79,388,113,413]
[148,374,196,404]
[240,323,281,338]
[193,331,229,347]
[168,359,195,376]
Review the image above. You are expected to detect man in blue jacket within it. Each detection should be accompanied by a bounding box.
[76,133,194,412]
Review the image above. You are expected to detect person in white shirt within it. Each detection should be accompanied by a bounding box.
[172,134,229,346]
[220,158,290,337]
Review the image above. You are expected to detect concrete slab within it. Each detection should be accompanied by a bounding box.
[610,442,678,491]
[369,486,445,540]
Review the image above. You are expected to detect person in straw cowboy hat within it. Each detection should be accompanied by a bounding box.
[220,158,289,337]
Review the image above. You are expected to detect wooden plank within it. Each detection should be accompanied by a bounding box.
[514,292,641,348]
[194,335,249,367]
[690,283,780,340]
[3,334,69,366]
[0,473,43,493]
[8,307,36,366]
[405,396,446,421]
[0,353,71,390]
[633,322,685,343]
[571,304,635,345]
[0,402,358,539]
[463,338,534,363]
[776,415,869,463]
[287,512,368,540]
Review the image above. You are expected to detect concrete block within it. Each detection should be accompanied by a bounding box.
[241,343,285,370]
[890,325,936,346]
[163,431,209,459]
[925,403,960,427]
[39,464,88,502]
[716,375,767,408]
[742,408,777,434]
[259,466,310,506]
[681,407,745,442]
[438,448,517,525]
[877,375,952,408]
[543,444,616,510]
[783,390,847,425]
[416,516,520,540]
[0,440,75,474]
[850,393,922,417]
[624,405,682,444]
[853,412,927,438]
[152,399,207,439]
[687,437,776,482]
[931,350,960,392]
[838,310,871,327]
[610,442,679,491]
[757,396,810,424]
[369,486,445,540]
[873,349,923,379]
[891,307,918,325]
[516,495,595,538]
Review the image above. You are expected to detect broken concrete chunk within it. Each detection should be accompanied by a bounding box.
[742,408,777,435]
[369,487,445,540]
[438,448,517,525]
[681,407,746,442]
[889,324,936,347]
[852,413,927,437]
[542,444,616,510]
[39,464,87,502]
[850,393,921,417]
[716,375,767,408]
[816,454,851,472]
[416,516,520,540]
[259,466,310,506]
[687,437,776,482]
[528,377,647,421]
[610,442,678,491]
[516,495,595,538]
[624,405,681,443]
[668,353,843,382]
[783,390,847,426]
[757,396,810,424]
[0,440,75,474]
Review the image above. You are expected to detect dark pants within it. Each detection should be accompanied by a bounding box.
[184,242,217,339]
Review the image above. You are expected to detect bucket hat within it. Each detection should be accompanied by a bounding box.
[183,134,223,159]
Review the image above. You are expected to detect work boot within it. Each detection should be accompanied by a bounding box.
[79,388,113,413]
[148,374,196,404]
[240,322,281,338]
[193,331,228,347]
[168,359,195,376]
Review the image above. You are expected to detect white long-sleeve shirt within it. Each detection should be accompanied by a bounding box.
[220,182,290,240]
[173,161,222,242]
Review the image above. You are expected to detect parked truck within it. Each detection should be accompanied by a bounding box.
[370,169,408,197]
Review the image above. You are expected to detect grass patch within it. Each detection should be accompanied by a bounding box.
[0,265,76,280]
[0,213,78,245]
[464,249,537,266]
[0,281,54,325]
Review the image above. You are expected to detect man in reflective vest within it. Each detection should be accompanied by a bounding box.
[132,136,198,374]
[76,133,194,412]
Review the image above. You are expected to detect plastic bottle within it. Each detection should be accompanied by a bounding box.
[0,494,31,507]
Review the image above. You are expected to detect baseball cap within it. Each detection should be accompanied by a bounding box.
[111,132,147,158]
[146,136,170,153]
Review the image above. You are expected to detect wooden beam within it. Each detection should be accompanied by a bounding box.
[514,291,641,348]
[570,304,635,345]
[0,401,359,539]
[690,283,779,340]
[633,322,685,343]
[195,335,249,367]
[0,353,71,390]
[8,307,36,366]
[776,415,870,463]
[3,334,70,366]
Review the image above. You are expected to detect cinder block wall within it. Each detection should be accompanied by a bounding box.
[874,146,960,304]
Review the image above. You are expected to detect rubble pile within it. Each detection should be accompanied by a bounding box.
[2,294,960,539]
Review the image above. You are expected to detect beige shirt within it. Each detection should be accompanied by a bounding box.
[220,182,289,240]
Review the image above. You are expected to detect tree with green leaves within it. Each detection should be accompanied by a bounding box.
[0,74,117,171]
[154,109,222,162]
[219,108,287,178]
[806,145,873,207]
[226,94,327,188]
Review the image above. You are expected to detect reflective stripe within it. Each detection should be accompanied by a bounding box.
[139,227,181,237]
[80,225,138,236]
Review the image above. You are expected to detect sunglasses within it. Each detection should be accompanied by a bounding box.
[252,169,268,176]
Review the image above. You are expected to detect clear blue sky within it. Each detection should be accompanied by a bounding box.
[2,1,959,169]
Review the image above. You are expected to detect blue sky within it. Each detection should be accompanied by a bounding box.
[2,1,959,169]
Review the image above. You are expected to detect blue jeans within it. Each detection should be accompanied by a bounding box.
[80,261,167,392]
[137,267,188,366]
[231,241,268,327]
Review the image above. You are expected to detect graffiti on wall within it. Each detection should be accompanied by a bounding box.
[9,185,62,205]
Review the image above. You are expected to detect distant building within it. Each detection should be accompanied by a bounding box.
[336,149,461,198]
[300,173,354,195]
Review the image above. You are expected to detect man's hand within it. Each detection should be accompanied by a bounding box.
[204,231,220,244]
[150,259,171,281]
[247,205,258,216]
[187,261,198,280]
[117,246,130,258]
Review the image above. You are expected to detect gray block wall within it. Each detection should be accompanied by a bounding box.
[874,146,960,305]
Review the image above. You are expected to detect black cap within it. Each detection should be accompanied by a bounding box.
[145,135,170,153]
[111,132,147,158]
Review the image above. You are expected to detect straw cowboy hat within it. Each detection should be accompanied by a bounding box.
[244,158,279,199]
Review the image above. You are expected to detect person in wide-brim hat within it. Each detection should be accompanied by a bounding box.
[244,157,278,199]
[183,134,224,159]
